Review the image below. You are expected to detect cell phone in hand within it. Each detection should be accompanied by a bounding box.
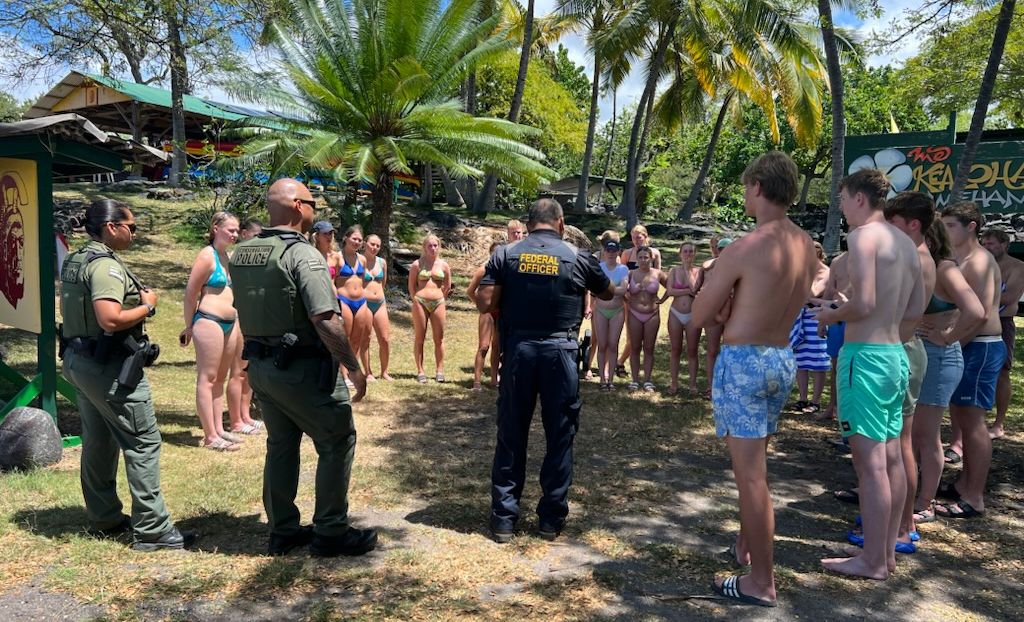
[179,333,187,345]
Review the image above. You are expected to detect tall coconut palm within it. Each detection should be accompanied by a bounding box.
[819,0,846,254]
[951,0,1016,201]
[232,0,553,262]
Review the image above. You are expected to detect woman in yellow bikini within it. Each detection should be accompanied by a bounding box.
[591,231,629,391]
[181,212,245,451]
[663,241,702,395]
[408,234,451,383]
[361,233,393,381]
[336,226,373,383]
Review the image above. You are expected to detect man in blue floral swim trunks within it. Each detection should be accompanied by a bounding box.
[693,151,817,607]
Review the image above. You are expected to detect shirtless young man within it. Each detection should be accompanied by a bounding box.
[979,229,1024,439]
[692,152,816,607]
[814,169,925,580]
[935,203,1004,519]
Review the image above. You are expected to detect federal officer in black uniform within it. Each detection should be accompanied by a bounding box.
[475,199,613,542]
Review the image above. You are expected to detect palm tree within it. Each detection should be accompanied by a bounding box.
[951,0,1016,201]
[819,0,846,254]
[232,0,553,262]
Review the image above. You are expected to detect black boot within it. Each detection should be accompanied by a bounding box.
[268,525,315,556]
[309,527,378,557]
[132,526,197,552]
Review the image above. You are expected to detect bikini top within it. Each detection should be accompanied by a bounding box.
[418,262,445,282]
[339,254,365,279]
[364,257,385,283]
[673,267,695,291]
[206,246,231,288]
[924,294,956,315]
[628,271,659,294]
[329,265,338,279]
[999,281,1007,313]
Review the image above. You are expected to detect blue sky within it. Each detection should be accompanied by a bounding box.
[4,0,926,122]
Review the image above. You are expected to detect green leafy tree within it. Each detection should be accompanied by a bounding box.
[0,93,28,122]
[234,0,553,263]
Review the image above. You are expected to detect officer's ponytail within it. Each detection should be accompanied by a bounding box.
[84,199,131,240]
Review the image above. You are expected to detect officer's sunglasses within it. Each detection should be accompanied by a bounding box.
[296,198,317,209]
[110,221,137,234]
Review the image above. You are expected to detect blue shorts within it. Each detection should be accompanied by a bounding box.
[918,340,964,407]
[951,337,1006,410]
[712,345,796,439]
[826,322,845,359]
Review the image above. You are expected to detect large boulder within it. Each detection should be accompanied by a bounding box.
[0,407,63,471]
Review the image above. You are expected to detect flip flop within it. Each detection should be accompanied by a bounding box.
[913,507,937,524]
[642,381,656,392]
[627,382,639,391]
[833,489,859,504]
[792,400,809,411]
[934,500,985,519]
[416,374,428,384]
[435,373,446,383]
[846,530,916,554]
[203,437,240,452]
[853,516,919,542]
[711,575,777,608]
[944,449,962,464]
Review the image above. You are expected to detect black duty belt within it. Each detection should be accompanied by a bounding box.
[65,337,98,356]
[242,340,322,359]
[506,329,577,340]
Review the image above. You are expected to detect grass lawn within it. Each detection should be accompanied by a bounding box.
[2,187,1023,620]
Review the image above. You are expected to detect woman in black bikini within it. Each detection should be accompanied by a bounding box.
[181,212,246,451]
[361,233,393,381]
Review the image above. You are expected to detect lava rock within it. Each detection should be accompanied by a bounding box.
[0,407,63,471]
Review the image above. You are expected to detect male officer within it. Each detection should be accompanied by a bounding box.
[231,178,377,557]
[475,199,614,542]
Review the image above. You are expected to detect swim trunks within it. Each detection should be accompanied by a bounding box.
[951,336,1006,410]
[712,345,796,439]
[826,321,845,359]
[918,340,964,407]
[837,342,909,442]
[1000,317,1016,370]
[902,337,927,417]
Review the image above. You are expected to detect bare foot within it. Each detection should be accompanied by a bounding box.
[815,408,836,421]
[989,426,1004,439]
[366,374,377,382]
[837,546,895,573]
[380,373,394,381]
[667,385,678,396]
[821,555,889,580]
[733,534,751,566]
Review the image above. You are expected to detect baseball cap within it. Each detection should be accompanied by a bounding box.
[311,221,334,234]
[717,238,733,249]
[603,240,621,251]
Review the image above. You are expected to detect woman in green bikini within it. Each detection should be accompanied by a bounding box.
[591,231,629,391]
[181,211,246,451]
[361,233,392,381]
[408,234,451,383]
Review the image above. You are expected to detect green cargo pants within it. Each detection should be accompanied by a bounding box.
[62,350,173,538]
[246,356,356,537]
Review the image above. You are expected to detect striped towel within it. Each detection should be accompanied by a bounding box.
[789,307,831,372]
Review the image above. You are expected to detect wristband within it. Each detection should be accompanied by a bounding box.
[145,304,156,317]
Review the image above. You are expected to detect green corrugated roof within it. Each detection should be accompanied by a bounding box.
[84,73,246,121]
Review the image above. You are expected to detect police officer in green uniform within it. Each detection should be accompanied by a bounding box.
[60,199,195,551]
[476,199,613,543]
[231,179,378,557]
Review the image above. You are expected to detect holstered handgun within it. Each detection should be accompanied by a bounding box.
[57,324,67,360]
[274,333,299,369]
[118,335,159,390]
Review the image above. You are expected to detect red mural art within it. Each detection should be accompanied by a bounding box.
[907,146,952,164]
[0,172,26,307]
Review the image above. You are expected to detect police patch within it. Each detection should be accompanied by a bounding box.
[234,246,273,266]
[518,252,559,276]
[60,261,81,283]
[308,259,326,271]
[107,266,124,281]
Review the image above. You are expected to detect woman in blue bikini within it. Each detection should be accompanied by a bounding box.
[591,231,628,392]
[408,234,451,383]
[181,211,245,451]
[336,225,373,384]
[361,233,393,381]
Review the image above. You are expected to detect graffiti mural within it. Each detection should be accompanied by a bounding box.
[0,158,40,333]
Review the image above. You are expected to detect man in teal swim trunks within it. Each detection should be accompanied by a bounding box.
[693,151,818,607]
[813,169,925,580]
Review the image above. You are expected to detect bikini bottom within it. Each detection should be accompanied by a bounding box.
[338,294,367,315]
[367,298,385,315]
[596,306,624,320]
[416,295,444,315]
[629,307,658,324]
[193,309,236,335]
[669,308,692,325]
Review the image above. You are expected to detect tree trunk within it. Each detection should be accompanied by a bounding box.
[576,54,601,213]
[440,168,464,206]
[679,92,733,220]
[164,2,188,188]
[951,0,1016,202]
[476,0,535,213]
[819,0,846,255]
[596,88,617,208]
[417,163,434,206]
[371,173,395,267]
[633,73,658,184]
[461,72,478,207]
[619,24,673,231]
[798,149,829,210]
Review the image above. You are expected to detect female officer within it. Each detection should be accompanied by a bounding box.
[60,199,194,551]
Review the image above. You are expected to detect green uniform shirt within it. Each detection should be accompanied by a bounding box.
[60,240,143,339]
[231,228,339,345]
